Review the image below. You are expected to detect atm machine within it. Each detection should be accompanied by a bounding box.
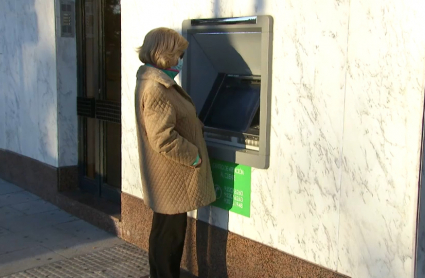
[182,16,273,169]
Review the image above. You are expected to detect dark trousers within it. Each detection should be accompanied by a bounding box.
[149,212,187,278]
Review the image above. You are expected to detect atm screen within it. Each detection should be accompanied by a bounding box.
[202,74,260,133]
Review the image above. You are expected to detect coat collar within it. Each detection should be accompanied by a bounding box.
[136,65,175,88]
[136,65,195,106]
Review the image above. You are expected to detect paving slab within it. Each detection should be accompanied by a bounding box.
[18,225,84,247]
[0,227,10,237]
[0,192,40,207]
[3,209,78,233]
[0,182,24,196]
[53,219,118,240]
[21,224,124,259]
[0,233,39,256]
[0,206,25,221]
[10,199,59,215]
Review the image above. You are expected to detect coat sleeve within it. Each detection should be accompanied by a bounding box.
[142,89,199,167]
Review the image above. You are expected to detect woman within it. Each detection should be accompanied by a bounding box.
[134,27,216,278]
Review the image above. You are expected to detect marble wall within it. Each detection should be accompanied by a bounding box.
[0,0,58,167]
[338,1,425,277]
[121,0,425,277]
[55,0,78,167]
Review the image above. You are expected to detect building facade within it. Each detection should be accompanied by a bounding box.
[1,1,425,277]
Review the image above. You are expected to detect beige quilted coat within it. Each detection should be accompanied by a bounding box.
[134,65,216,214]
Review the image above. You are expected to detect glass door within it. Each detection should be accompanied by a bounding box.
[76,0,121,203]
[101,0,122,201]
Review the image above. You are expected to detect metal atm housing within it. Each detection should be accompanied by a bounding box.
[182,16,273,169]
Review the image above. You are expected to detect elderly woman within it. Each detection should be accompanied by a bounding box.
[135,27,216,278]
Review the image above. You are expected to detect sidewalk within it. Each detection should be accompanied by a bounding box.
[0,178,152,277]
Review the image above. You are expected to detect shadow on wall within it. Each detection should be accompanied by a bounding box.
[1,0,36,154]
[179,3,257,276]
[214,0,265,17]
[1,0,58,166]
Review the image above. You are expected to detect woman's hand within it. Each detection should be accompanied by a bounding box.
[195,158,202,167]
[192,155,202,168]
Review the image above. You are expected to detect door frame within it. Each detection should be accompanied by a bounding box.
[75,0,121,203]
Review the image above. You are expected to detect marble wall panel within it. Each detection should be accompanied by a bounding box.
[0,0,58,167]
[337,1,425,277]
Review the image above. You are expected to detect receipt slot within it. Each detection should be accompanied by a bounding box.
[182,16,273,169]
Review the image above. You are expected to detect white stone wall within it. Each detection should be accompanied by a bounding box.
[121,0,425,277]
[0,0,58,167]
[338,1,425,277]
[0,0,78,168]
[55,0,78,167]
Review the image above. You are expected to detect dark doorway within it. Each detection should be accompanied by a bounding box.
[76,0,121,203]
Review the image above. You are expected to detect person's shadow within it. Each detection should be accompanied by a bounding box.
[181,24,254,277]
[196,205,231,278]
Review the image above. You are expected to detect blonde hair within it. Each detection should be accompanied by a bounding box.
[137,27,188,69]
